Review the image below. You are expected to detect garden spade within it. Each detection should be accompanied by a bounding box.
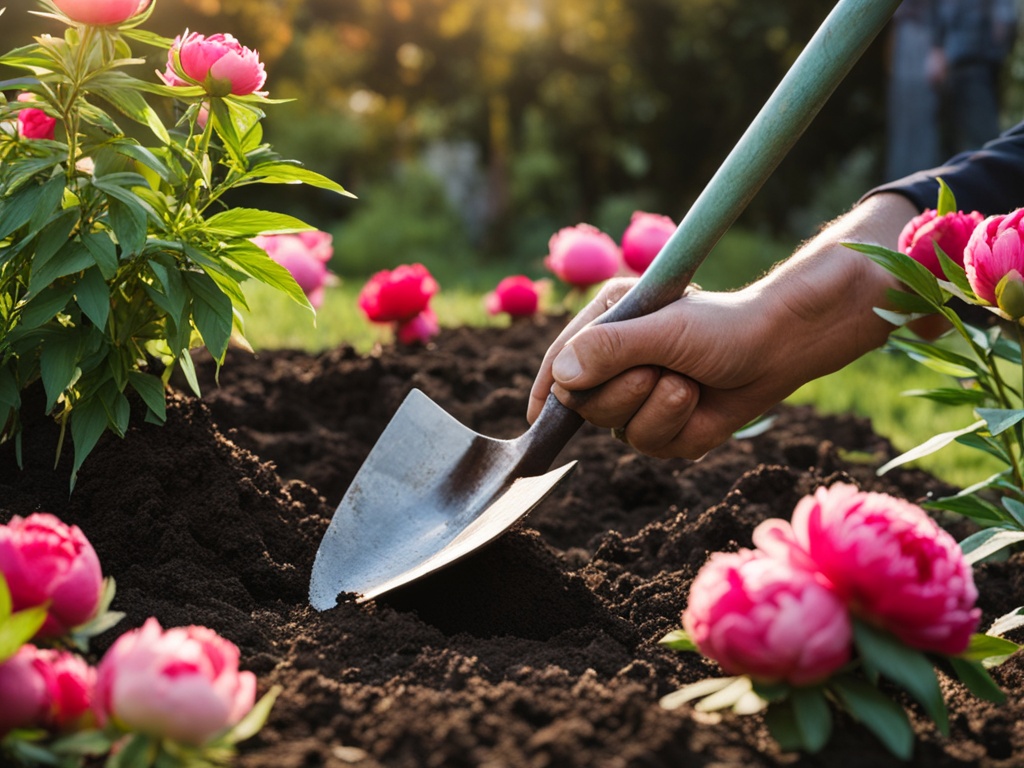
[309,0,902,609]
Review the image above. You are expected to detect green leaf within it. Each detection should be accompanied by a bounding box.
[185,271,233,362]
[27,209,80,287]
[764,702,804,753]
[47,729,113,758]
[0,175,64,240]
[0,365,21,410]
[89,81,169,143]
[127,371,166,423]
[40,332,80,413]
[887,335,982,379]
[74,267,111,330]
[789,687,833,753]
[876,419,987,475]
[18,284,73,329]
[658,629,697,652]
[0,574,10,618]
[960,632,1022,667]
[0,604,48,662]
[948,657,1007,704]
[1002,497,1024,528]
[659,677,740,711]
[923,493,1007,525]
[936,177,957,216]
[959,527,1024,565]
[846,242,947,309]
[108,139,173,182]
[900,387,988,407]
[107,197,148,256]
[106,733,156,768]
[81,231,120,280]
[176,347,201,397]
[70,397,109,492]
[224,241,310,309]
[30,240,94,295]
[935,245,975,297]
[976,408,1024,437]
[829,675,914,760]
[204,208,314,238]
[955,432,1012,464]
[853,620,948,735]
[246,162,355,197]
[883,288,938,315]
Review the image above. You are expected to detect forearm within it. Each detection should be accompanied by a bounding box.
[745,193,918,385]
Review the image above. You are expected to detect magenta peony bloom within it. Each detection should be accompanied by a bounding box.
[95,617,257,746]
[898,208,984,278]
[0,645,52,734]
[485,275,541,318]
[16,94,56,141]
[964,208,1024,317]
[0,513,104,638]
[621,211,675,274]
[396,307,440,345]
[253,233,332,308]
[37,649,96,731]
[754,483,981,655]
[358,264,439,324]
[51,0,149,25]
[545,223,621,288]
[682,548,852,686]
[163,32,267,97]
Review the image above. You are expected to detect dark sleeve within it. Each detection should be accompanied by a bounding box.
[863,121,1024,214]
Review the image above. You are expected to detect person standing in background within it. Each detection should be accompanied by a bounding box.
[929,0,1019,155]
[886,0,942,180]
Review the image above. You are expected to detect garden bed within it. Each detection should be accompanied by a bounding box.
[1,314,1022,767]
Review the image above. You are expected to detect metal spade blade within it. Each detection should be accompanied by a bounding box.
[310,0,901,608]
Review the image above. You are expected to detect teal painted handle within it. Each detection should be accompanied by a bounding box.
[601,0,903,325]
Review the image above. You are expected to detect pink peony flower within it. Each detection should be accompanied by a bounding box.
[621,211,676,274]
[485,275,541,318]
[358,264,439,324]
[253,233,332,308]
[0,645,52,734]
[0,513,104,638]
[898,208,984,279]
[52,0,150,25]
[95,617,257,746]
[397,307,440,345]
[37,648,96,731]
[754,483,981,655]
[295,230,334,263]
[16,94,56,141]
[545,223,621,288]
[963,208,1024,317]
[163,32,267,97]
[682,548,852,686]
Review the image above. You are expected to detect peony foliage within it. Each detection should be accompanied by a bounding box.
[0,0,352,489]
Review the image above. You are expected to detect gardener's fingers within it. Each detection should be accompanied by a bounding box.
[549,364,663,429]
[610,371,702,457]
[527,278,637,423]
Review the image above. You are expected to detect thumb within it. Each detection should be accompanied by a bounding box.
[551,314,677,390]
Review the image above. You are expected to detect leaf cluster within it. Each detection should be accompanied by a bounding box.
[0,2,351,489]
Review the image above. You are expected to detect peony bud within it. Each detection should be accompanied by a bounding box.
[163,32,267,97]
[51,0,150,26]
[358,264,439,324]
[545,223,621,288]
[485,275,541,318]
[898,208,984,279]
[0,513,104,638]
[0,645,51,734]
[996,269,1024,319]
[396,307,440,345]
[95,618,257,746]
[754,483,981,655]
[964,208,1024,311]
[621,211,675,274]
[682,548,852,686]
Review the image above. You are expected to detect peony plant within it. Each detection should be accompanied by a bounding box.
[0,0,353,489]
[844,180,1024,594]
[660,483,1020,759]
[0,512,275,767]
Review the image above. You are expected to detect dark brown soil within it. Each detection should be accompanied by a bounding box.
[2,315,1022,767]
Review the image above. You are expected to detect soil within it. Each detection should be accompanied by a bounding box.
[2,314,1023,768]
